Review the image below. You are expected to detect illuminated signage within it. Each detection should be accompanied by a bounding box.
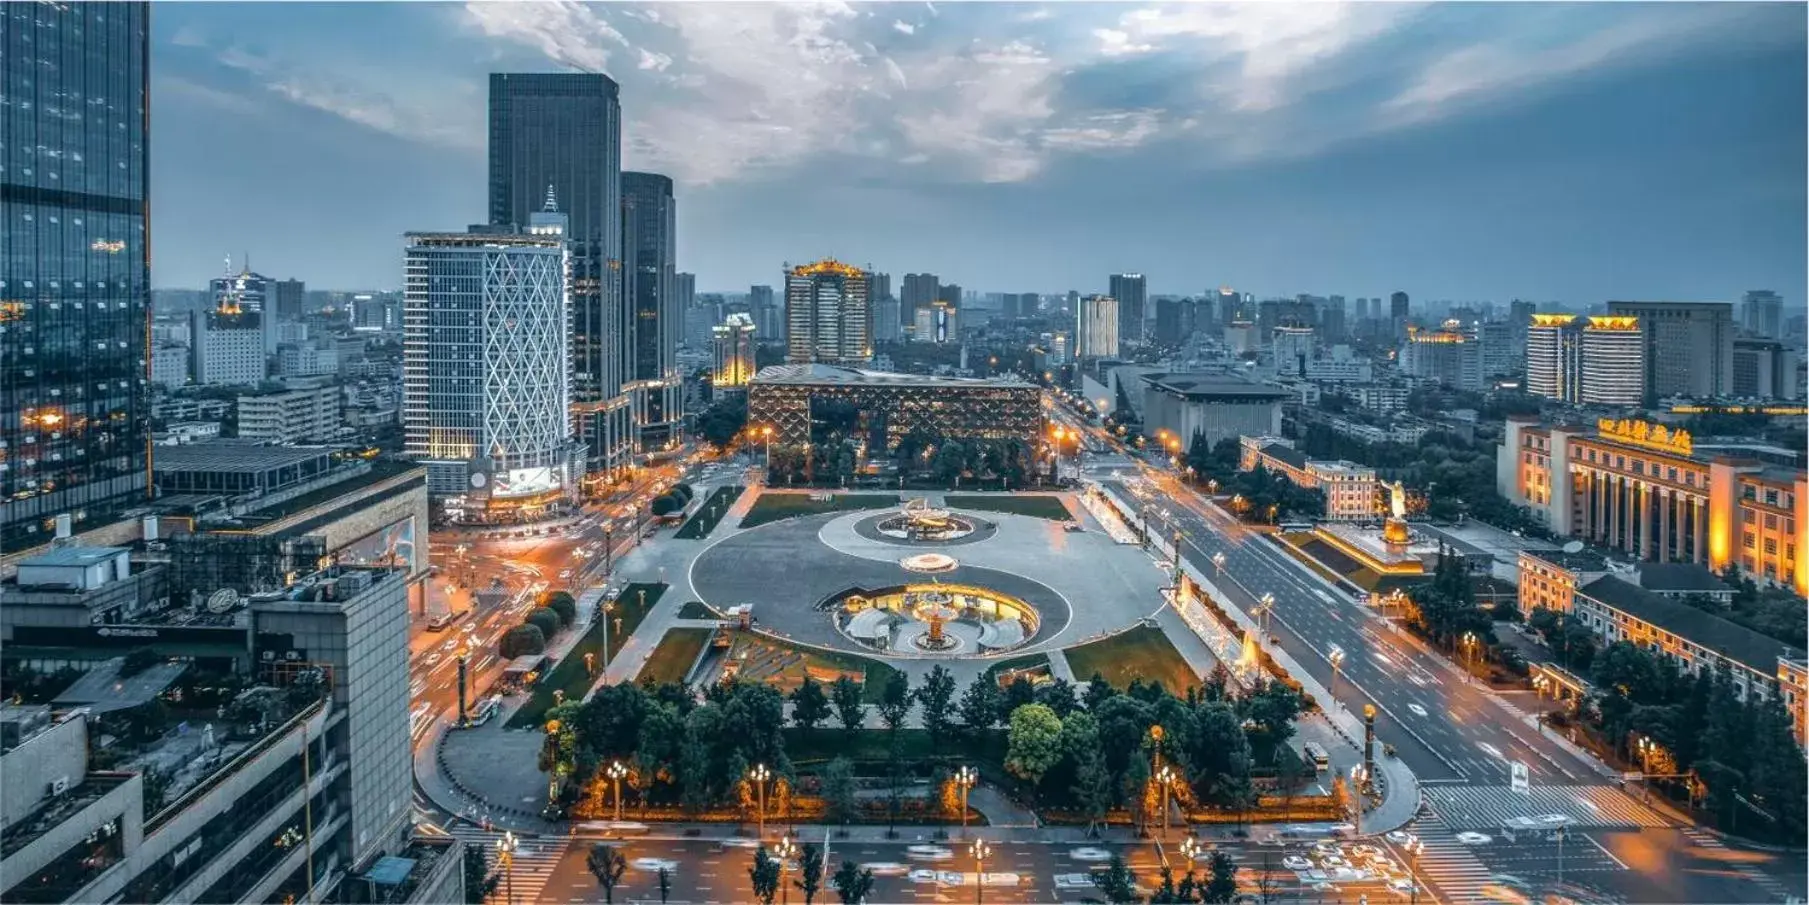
[1596,418,1692,456]
[90,239,126,254]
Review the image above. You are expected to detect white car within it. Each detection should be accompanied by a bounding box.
[424,653,441,666]
[559,570,573,579]
[1053,874,1098,890]
[907,869,940,885]
[1455,832,1493,845]
[861,862,909,877]
[905,845,954,861]
[1388,878,1418,894]
[1282,856,1313,872]
[1385,830,1417,846]
[1312,841,1343,858]
[630,858,678,872]
[1068,846,1113,862]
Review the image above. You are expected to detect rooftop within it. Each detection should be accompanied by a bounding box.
[750,363,1035,388]
[1578,575,1799,674]
[1524,548,1610,573]
[19,545,129,568]
[1254,440,1309,471]
[1143,373,1292,400]
[54,659,189,714]
[1636,562,1734,595]
[153,440,336,474]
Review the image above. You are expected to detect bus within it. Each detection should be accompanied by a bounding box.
[426,609,469,632]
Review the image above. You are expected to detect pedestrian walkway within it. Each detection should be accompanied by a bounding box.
[1679,827,1800,902]
[450,825,567,905]
[1423,785,1669,831]
[1399,811,1496,904]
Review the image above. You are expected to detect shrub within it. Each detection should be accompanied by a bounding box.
[650,492,685,517]
[526,607,561,639]
[541,591,578,627]
[501,624,547,659]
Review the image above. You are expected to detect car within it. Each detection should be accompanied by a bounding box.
[861,862,909,878]
[1282,856,1312,872]
[905,845,954,861]
[1320,856,1349,869]
[630,858,678,872]
[443,638,460,651]
[1388,878,1417,894]
[1349,844,1383,860]
[1063,523,1085,533]
[1385,831,1417,846]
[424,653,441,666]
[1455,832,1494,845]
[1053,874,1098,890]
[558,570,573,579]
[719,838,762,849]
[907,869,939,885]
[1068,847,1113,862]
[1311,841,1343,857]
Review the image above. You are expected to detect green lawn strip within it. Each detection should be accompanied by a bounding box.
[635,627,711,685]
[944,495,1074,521]
[506,582,667,728]
[738,492,901,528]
[1062,624,1198,694]
[675,485,745,539]
[675,600,720,620]
[982,652,1052,683]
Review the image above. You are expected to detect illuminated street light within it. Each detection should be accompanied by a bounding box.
[1328,644,1347,697]
[776,835,799,905]
[954,765,978,838]
[495,831,518,905]
[1257,593,1275,633]
[1155,764,1176,840]
[970,838,993,905]
[748,763,773,840]
[607,760,629,822]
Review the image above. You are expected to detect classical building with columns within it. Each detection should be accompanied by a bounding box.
[1499,415,1808,597]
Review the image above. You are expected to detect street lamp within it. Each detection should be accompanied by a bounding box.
[775,834,798,905]
[607,760,629,822]
[1155,764,1176,841]
[1461,631,1478,678]
[456,642,473,727]
[969,838,992,905]
[1405,838,1423,905]
[1257,593,1275,633]
[495,830,518,905]
[748,763,772,840]
[1178,835,1202,886]
[599,599,617,680]
[954,765,978,839]
[1350,765,1368,835]
[584,651,596,677]
[1328,645,1346,697]
[1212,551,1226,575]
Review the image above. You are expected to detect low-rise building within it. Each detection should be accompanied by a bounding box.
[1570,574,1799,704]
[1237,436,1378,520]
[236,385,343,446]
[1139,374,1289,450]
[1326,416,1429,445]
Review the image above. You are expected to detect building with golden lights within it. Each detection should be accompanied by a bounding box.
[1524,314,1645,406]
[1237,436,1379,521]
[1500,416,1809,596]
[746,364,1041,449]
[784,259,872,366]
[1400,321,1484,390]
[712,312,758,392]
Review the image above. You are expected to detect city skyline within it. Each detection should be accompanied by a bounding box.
[151,2,1805,302]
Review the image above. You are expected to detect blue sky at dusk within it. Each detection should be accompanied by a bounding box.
[151,1,1806,307]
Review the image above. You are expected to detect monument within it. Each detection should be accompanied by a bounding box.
[1382,480,1413,549]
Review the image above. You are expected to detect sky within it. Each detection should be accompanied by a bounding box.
[152,1,1807,307]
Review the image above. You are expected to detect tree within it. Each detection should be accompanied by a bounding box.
[1004,703,1065,788]
[831,860,875,905]
[1148,865,1180,904]
[790,676,831,731]
[461,847,497,904]
[958,673,1002,733]
[1203,851,1239,903]
[796,842,825,905]
[877,672,913,732]
[698,394,749,448]
[1097,854,1138,904]
[822,756,859,826]
[499,624,546,658]
[526,606,562,639]
[831,676,865,736]
[651,491,686,517]
[916,665,956,744]
[587,843,627,904]
[540,590,578,626]
[1071,741,1113,837]
[750,846,782,905]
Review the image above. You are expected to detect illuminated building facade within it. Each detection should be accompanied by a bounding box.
[1605,300,1734,399]
[712,313,757,392]
[1524,314,1645,405]
[1400,322,1483,390]
[621,171,682,448]
[784,259,872,366]
[913,299,958,344]
[1237,436,1378,521]
[0,2,152,549]
[1076,295,1120,359]
[403,227,582,522]
[746,364,1041,449]
[1500,416,1809,596]
[189,306,266,387]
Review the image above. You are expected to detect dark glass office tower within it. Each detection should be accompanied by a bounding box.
[489,73,630,481]
[620,171,679,447]
[1,2,152,549]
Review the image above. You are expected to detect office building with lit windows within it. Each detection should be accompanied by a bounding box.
[1109,273,1147,345]
[0,1,152,549]
[1500,415,1808,596]
[747,364,1041,449]
[712,313,757,393]
[1524,314,1645,406]
[620,171,682,448]
[1076,295,1120,359]
[783,259,872,366]
[1400,322,1483,390]
[1605,300,1734,400]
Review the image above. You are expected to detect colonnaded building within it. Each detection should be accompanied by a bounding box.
[745,364,1042,450]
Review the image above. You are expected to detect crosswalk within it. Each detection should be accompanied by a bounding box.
[1423,784,1670,831]
[1679,827,1800,902]
[1394,812,1496,904]
[449,826,570,905]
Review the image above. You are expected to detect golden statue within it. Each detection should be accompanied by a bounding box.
[1383,480,1411,547]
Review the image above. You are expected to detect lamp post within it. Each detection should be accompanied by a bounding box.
[495,831,518,905]
[1328,645,1346,698]
[1350,765,1368,835]
[776,834,798,905]
[456,642,472,727]
[1178,835,1202,887]
[1461,631,1478,680]
[607,760,628,822]
[969,838,992,905]
[1256,593,1275,634]
[584,651,596,677]
[749,763,772,840]
[762,426,775,473]
[599,600,617,680]
[601,520,614,576]
[955,765,978,839]
[1156,764,1176,841]
[1212,551,1226,575]
[1406,838,1423,905]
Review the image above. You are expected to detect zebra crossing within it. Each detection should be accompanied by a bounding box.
[1679,827,1800,902]
[1393,812,1496,905]
[449,825,571,905]
[1423,784,1670,831]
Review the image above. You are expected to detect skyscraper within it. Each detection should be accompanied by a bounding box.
[784,259,872,366]
[713,312,758,391]
[1,2,151,548]
[1110,273,1147,345]
[489,72,629,479]
[1743,290,1783,339]
[902,273,939,332]
[273,278,308,320]
[750,284,780,338]
[1605,300,1735,400]
[1152,297,1195,347]
[621,171,681,447]
[1077,295,1120,359]
[675,272,696,312]
[1524,314,1645,405]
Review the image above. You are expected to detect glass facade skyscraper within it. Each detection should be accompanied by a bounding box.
[1,2,151,548]
[620,171,680,447]
[488,73,630,481]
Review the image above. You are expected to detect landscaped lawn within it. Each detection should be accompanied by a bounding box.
[675,600,720,620]
[738,492,901,528]
[635,627,712,685]
[506,582,667,728]
[945,495,1074,521]
[705,632,902,702]
[675,485,745,539]
[983,652,1053,685]
[1062,624,1198,693]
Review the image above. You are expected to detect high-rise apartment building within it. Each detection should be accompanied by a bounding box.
[784,259,872,366]
[1152,297,1195,347]
[1743,290,1783,339]
[189,305,266,387]
[1109,273,1147,345]
[675,272,696,314]
[914,300,959,344]
[620,171,681,447]
[273,278,307,320]
[488,73,630,479]
[1273,326,1316,377]
[1526,314,1581,401]
[902,273,939,332]
[1401,322,1483,390]
[1732,339,1802,401]
[0,1,152,548]
[1605,300,1735,400]
[749,284,781,339]
[866,272,892,314]
[873,296,903,343]
[1077,295,1120,359]
[938,282,963,308]
[403,225,580,522]
[712,312,757,392]
[1525,314,1645,405]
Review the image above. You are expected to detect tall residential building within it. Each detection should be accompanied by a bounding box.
[866,272,892,315]
[914,299,959,344]
[1320,296,1347,343]
[1732,339,1802,401]
[873,296,903,343]
[750,284,781,338]
[901,273,939,331]
[273,278,307,320]
[1110,273,1147,345]
[675,272,696,314]
[1273,326,1316,377]
[938,282,963,307]
[488,72,630,479]
[1743,290,1784,339]
[403,226,580,522]
[784,259,872,366]
[237,384,343,445]
[0,1,151,549]
[1152,297,1197,347]
[712,312,757,391]
[1076,295,1120,359]
[189,306,266,387]
[1605,300,1735,400]
[1526,314,1582,401]
[1401,322,1483,390]
[1576,316,1646,406]
[1509,299,1538,354]
[620,171,681,447]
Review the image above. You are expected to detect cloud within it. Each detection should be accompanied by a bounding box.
[884,57,908,89]
[637,48,673,72]
[154,74,260,115]
[892,20,915,36]
[462,0,626,73]
[168,25,208,48]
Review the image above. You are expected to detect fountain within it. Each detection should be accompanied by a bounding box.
[900,552,960,574]
[830,580,1041,657]
[875,498,977,542]
[909,589,962,651]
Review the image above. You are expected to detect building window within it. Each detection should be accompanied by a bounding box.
[1765,514,1778,530]
[1745,509,1757,524]
[1744,533,1756,550]
[1765,538,1778,556]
